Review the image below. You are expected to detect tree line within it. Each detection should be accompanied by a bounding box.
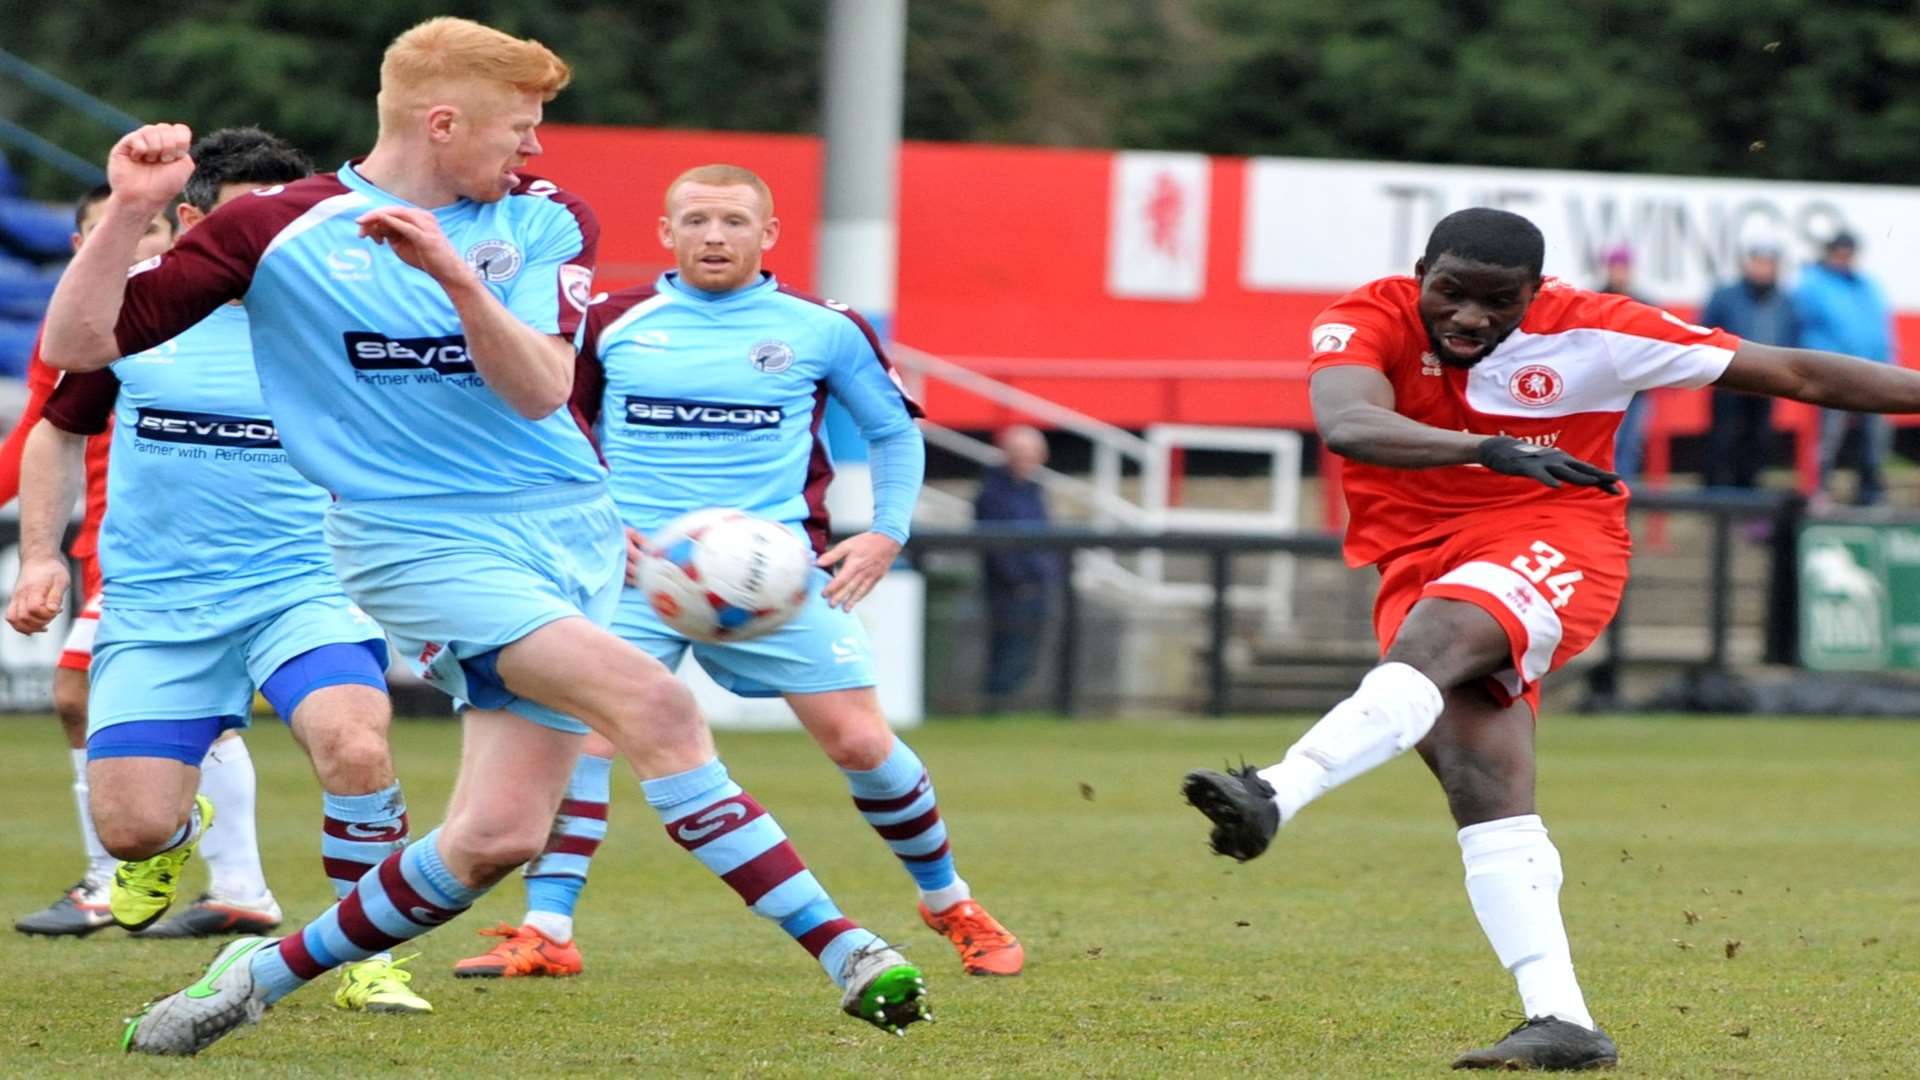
[5,0,1919,199]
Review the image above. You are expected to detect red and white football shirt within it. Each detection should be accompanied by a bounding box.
[1308,276,1742,567]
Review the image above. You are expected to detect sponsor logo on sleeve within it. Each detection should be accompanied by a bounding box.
[1509,365,1565,407]
[343,331,477,376]
[1311,322,1358,353]
[749,340,794,373]
[560,263,593,312]
[126,255,162,278]
[622,396,783,430]
[134,408,281,448]
[463,239,523,283]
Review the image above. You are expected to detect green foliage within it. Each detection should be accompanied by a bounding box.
[10,0,1920,198]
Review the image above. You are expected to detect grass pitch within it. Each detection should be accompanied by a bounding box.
[1,714,1916,1078]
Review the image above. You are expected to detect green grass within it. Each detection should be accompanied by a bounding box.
[2,714,1917,1078]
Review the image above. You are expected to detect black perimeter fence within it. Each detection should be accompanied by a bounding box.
[907,489,1807,717]
[0,490,1825,717]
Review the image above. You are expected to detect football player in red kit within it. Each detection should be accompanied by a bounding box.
[1185,207,1920,1070]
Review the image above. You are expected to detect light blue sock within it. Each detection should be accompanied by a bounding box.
[249,828,482,1003]
[647,758,878,984]
[522,752,612,920]
[845,738,959,893]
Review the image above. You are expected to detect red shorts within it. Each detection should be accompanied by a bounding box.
[1372,510,1630,715]
[58,564,102,673]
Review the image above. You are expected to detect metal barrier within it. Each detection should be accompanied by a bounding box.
[905,526,1344,716]
[910,491,1806,717]
[0,494,1824,718]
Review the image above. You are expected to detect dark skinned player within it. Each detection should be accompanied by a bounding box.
[1184,207,1920,1070]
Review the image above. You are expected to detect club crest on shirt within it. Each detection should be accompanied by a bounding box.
[1311,322,1357,354]
[750,340,795,373]
[464,239,523,283]
[1509,364,1564,407]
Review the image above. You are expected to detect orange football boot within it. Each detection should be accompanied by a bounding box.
[919,898,1024,976]
[451,922,584,978]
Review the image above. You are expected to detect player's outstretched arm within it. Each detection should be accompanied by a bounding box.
[1717,341,1920,413]
[1312,366,1486,467]
[356,206,575,418]
[1311,366,1618,490]
[3,421,82,635]
[42,125,195,371]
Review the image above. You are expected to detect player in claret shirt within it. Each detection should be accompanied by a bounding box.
[452,165,1022,982]
[38,18,924,1056]
[1182,207,1920,1071]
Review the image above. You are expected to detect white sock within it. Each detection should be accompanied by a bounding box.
[523,910,574,943]
[197,738,270,903]
[1459,814,1595,1030]
[1257,662,1444,821]
[72,749,115,888]
[919,876,972,914]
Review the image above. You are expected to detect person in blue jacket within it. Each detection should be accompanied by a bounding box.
[1796,232,1897,506]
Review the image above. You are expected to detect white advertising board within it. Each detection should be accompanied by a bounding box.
[1243,157,1920,308]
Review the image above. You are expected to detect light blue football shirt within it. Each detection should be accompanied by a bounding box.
[111,165,603,501]
[83,304,336,609]
[577,272,922,542]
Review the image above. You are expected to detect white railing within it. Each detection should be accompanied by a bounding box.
[891,343,1305,623]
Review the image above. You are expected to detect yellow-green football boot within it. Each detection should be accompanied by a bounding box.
[334,953,432,1014]
[112,794,214,931]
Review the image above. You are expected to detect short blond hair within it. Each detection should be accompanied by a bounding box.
[377,17,571,133]
[665,164,774,218]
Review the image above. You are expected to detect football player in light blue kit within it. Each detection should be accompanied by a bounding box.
[455,165,1023,983]
[8,128,426,1011]
[39,18,926,1055]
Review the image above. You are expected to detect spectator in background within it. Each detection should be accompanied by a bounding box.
[1797,231,1896,507]
[1699,243,1799,489]
[1599,245,1656,480]
[974,424,1061,709]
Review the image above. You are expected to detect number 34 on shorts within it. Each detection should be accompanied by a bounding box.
[1511,540,1583,609]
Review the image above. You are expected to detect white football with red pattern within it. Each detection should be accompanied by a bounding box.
[640,508,813,643]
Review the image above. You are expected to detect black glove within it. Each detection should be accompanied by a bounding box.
[1476,435,1621,493]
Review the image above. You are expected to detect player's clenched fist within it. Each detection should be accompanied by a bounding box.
[4,556,69,636]
[107,123,196,208]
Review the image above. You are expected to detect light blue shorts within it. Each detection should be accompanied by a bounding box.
[325,481,625,734]
[612,568,878,699]
[89,577,384,737]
